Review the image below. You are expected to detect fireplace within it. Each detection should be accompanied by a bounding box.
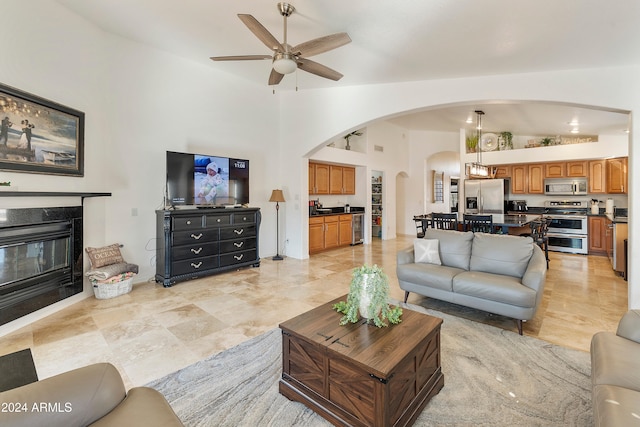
[0,207,83,326]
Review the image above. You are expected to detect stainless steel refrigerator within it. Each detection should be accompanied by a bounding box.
[464,179,506,214]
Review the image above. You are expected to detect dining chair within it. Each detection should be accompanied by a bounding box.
[413,215,428,237]
[463,214,494,233]
[431,213,458,230]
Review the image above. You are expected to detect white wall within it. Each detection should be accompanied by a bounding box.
[0,0,280,334]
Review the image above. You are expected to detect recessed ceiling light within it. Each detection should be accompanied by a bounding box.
[466,116,473,124]
[570,128,579,134]
[568,119,579,126]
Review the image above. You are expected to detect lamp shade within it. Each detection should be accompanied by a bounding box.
[269,189,286,203]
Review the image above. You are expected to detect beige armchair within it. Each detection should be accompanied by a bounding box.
[0,363,183,427]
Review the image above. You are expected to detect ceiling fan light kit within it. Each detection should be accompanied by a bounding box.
[272,53,297,74]
[210,2,351,85]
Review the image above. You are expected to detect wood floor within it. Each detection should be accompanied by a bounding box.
[0,235,628,389]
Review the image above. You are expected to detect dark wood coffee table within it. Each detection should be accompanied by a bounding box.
[279,296,444,427]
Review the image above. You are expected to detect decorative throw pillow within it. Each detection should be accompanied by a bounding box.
[414,239,441,265]
[85,244,124,268]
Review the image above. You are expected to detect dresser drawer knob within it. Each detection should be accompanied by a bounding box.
[217,218,222,223]
[233,229,244,235]
[190,262,203,269]
[233,254,244,261]
[186,220,192,225]
[190,233,203,240]
[234,241,244,248]
[243,216,247,221]
[191,247,203,254]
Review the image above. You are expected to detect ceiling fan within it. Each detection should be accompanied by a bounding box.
[210,2,351,85]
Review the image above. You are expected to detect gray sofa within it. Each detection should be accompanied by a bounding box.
[397,228,547,334]
[0,363,183,427]
[590,310,640,426]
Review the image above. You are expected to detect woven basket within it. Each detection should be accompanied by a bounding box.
[92,276,134,299]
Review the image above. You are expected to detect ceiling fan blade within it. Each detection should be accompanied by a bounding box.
[210,55,272,61]
[238,14,284,52]
[292,33,351,58]
[268,69,284,86]
[297,58,344,81]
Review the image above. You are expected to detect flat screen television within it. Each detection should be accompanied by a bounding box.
[166,151,250,207]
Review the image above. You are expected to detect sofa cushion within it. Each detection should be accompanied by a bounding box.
[470,233,533,278]
[616,309,640,344]
[414,239,441,265]
[591,331,640,393]
[396,263,463,292]
[453,271,537,307]
[424,229,474,270]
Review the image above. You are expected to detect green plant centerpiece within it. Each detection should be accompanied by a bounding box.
[465,134,478,153]
[540,137,554,146]
[499,131,513,150]
[333,264,402,327]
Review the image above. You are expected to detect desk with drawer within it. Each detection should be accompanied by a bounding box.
[155,207,261,287]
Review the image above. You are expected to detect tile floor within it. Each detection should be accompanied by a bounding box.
[0,235,628,389]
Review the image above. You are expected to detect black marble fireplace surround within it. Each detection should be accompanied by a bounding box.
[0,206,83,326]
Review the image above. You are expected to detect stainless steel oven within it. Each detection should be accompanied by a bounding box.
[546,232,588,255]
[546,215,588,235]
[545,214,588,254]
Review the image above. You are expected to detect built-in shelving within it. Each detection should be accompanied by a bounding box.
[372,171,383,238]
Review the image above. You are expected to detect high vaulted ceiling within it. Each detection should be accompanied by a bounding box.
[56,0,637,134]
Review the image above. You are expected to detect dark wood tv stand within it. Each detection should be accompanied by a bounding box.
[155,207,261,287]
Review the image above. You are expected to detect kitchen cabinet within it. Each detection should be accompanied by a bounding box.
[545,162,565,178]
[528,164,545,194]
[613,222,628,275]
[493,165,511,179]
[323,216,340,249]
[310,162,355,195]
[309,216,325,253]
[309,214,354,253]
[545,161,588,178]
[606,157,628,194]
[309,162,330,195]
[588,160,607,194]
[510,165,527,194]
[342,166,356,194]
[339,214,353,245]
[588,216,607,255]
[566,161,588,177]
[329,165,356,195]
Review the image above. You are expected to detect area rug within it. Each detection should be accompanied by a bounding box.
[148,304,593,426]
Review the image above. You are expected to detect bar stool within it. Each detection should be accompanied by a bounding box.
[529,218,550,269]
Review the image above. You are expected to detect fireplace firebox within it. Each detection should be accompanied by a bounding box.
[0,207,83,326]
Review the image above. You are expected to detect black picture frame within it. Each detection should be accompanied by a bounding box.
[0,83,84,176]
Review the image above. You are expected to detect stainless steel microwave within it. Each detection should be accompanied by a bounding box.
[544,178,588,196]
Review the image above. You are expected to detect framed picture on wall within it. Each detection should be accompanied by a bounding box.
[0,83,84,176]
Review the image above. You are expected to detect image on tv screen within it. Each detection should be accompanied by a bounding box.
[194,155,230,205]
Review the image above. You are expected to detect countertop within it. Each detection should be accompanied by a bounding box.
[310,207,365,217]
[586,211,628,223]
